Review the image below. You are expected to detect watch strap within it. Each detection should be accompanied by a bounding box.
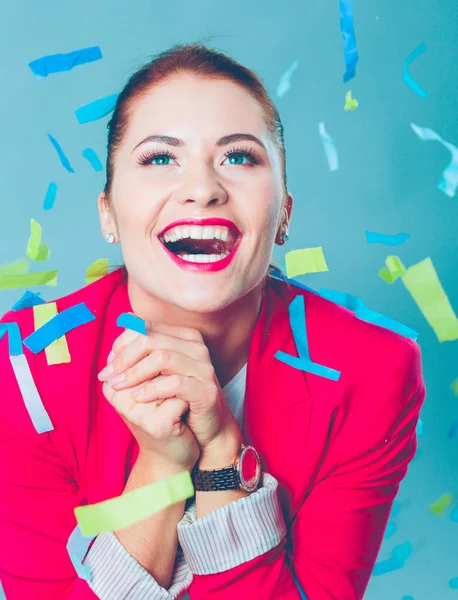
[192,464,240,491]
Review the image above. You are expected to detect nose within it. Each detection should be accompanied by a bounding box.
[174,164,228,208]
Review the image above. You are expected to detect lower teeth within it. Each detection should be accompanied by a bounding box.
[176,252,230,263]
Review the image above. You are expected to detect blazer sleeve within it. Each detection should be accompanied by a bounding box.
[178,338,425,600]
[0,313,98,600]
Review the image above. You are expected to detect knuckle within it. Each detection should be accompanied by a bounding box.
[170,374,183,392]
[155,348,170,364]
[195,343,210,360]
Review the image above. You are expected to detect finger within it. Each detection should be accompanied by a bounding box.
[107,349,213,391]
[131,373,202,404]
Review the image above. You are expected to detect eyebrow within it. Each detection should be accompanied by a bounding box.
[131,133,267,154]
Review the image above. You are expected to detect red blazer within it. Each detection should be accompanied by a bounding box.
[0,267,425,600]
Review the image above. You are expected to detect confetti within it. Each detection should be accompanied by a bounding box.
[379,255,406,284]
[344,90,358,111]
[451,505,458,523]
[75,93,119,124]
[450,378,458,395]
[365,231,411,246]
[86,258,109,285]
[117,312,147,336]
[47,133,75,173]
[33,303,71,366]
[28,46,102,78]
[410,123,458,198]
[0,322,23,356]
[450,578,458,590]
[12,290,45,311]
[66,525,95,581]
[429,492,453,516]
[26,219,50,262]
[383,520,397,540]
[285,247,329,279]
[0,259,30,277]
[403,44,428,98]
[43,182,58,210]
[318,122,339,172]
[0,270,58,290]
[23,303,95,354]
[401,257,458,342]
[82,148,103,172]
[75,470,194,536]
[276,60,299,98]
[340,0,359,83]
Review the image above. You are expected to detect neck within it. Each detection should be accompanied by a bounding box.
[126,276,266,388]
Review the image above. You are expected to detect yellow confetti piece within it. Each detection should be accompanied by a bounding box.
[0,258,30,277]
[379,255,407,284]
[33,303,71,365]
[26,219,50,262]
[86,258,109,285]
[344,90,359,111]
[0,270,58,290]
[75,470,194,536]
[451,379,458,396]
[429,492,454,516]
[401,257,458,342]
[285,247,329,279]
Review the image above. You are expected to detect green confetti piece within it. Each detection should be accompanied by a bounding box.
[429,492,454,516]
[451,378,458,396]
[0,258,30,277]
[344,90,358,111]
[0,270,58,290]
[379,255,406,284]
[26,219,50,262]
[285,247,329,279]
[86,258,109,285]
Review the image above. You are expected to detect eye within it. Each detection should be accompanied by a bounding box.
[137,145,263,167]
[138,149,177,166]
[223,146,262,166]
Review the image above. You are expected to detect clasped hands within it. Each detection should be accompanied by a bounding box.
[97,317,243,472]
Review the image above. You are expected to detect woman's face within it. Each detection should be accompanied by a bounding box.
[99,74,292,314]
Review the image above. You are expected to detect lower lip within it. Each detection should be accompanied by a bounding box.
[159,237,242,272]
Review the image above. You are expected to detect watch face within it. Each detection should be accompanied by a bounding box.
[240,446,261,491]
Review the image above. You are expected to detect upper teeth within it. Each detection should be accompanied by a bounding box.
[161,225,235,243]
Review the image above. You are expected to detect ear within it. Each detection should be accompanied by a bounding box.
[275,192,293,245]
[98,192,119,241]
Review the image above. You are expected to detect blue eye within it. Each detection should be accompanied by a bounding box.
[138,145,262,166]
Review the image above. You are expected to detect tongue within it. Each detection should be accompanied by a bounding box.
[168,238,228,255]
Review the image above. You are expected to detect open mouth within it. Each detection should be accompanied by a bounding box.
[159,226,239,263]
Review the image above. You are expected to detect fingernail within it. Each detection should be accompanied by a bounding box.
[98,363,114,381]
[108,372,126,386]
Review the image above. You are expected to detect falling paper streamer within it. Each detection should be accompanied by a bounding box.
[28,46,102,79]
[429,492,454,516]
[75,93,119,124]
[451,505,458,523]
[344,90,358,111]
[24,303,95,354]
[0,270,58,290]
[86,258,109,285]
[318,122,339,172]
[0,259,30,277]
[403,44,428,98]
[416,417,423,437]
[450,578,458,590]
[275,295,341,382]
[117,312,147,336]
[293,574,309,600]
[276,61,299,98]
[451,379,458,395]
[33,303,71,365]
[448,416,458,439]
[0,322,23,356]
[26,219,50,262]
[285,247,329,279]
[47,133,75,173]
[410,123,458,198]
[383,520,397,540]
[12,290,45,311]
[83,148,103,171]
[43,182,58,210]
[66,524,96,581]
[372,541,412,576]
[379,255,406,284]
[365,231,411,246]
[340,0,359,83]
[75,470,194,536]
[401,257,458,342]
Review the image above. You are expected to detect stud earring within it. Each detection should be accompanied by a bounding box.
[105,233,116,244]
[280,230,289,244]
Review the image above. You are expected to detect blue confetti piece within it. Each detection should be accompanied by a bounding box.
[392,541,413,562]
[12,290,46,311]
[276,60,299,98]
[383,519,397,540]
[403,44,428,99]
[75,93,119,124]
[391,500,401,518]
[293,573,309,599]
[117,313,147,336]
[274,295,341,381]
[66,524,96,581]
[401,596,415,600]
[28,46,102,78]
[23,303,96,354]
[43,182,58,210]
[449,577,458,590]
[82,148,103,171]
[448,414,458,438]
[372,556,404,576]
[47,134,75,173]
[340,0,359,83]
[319,122,339,172]
[365,231,411,246]
[0,322,23,356]
[451,505,458,523]
[319,288,419,340]
[416,417,423,436]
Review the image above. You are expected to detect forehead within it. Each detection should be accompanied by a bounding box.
[124,74,269,144]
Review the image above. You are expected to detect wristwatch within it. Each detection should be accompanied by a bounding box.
[192,444,261,493]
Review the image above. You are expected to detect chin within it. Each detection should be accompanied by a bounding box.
[172,289,235,314]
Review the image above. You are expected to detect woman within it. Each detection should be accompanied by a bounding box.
[0,43,425,600]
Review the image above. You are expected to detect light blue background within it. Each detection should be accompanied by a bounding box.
[1,1,457,598]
